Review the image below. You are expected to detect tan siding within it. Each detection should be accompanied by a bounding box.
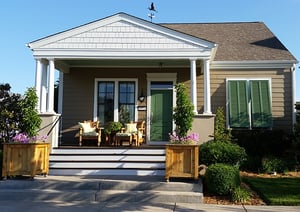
[62,67,192,142]
[61,66,293,143]
[210,68,293,132]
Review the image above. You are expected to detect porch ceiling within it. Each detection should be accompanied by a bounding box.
[55,58,202,72]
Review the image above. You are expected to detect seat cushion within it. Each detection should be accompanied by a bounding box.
[79,122,97,134]
[125,123,137,133]
[82,131,98,136]
[116,133,132,137]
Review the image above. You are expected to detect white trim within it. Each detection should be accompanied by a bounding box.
[211,60,297,69]
[226,78,272,129]
[47,59,55,113]
[203,59,211,114]
[32,50,212,59]
[93,78,138,122]
[190,59,197,114]
[291,64,297,129]
[57,72,64,114]
[41,62,48,113]
[28,13,215,50]
[146,73,177,144]
[28,13,215,62]
[35,59,42,112]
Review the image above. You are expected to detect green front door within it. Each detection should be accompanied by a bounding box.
[150,89,173,141]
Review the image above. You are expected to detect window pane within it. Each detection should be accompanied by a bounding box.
[119,82,135,123]
[250,80,272,128]
[98,82,114,124]
[228,80,250,128]
[151,82,173,89]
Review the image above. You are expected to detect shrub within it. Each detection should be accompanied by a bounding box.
[205,163,241,195]
[262,157,287,174]
[173,83,194,138]
[232,129,292,158]
[0,149,2,175]
[231,187,250,203]
[199,141,247,167]
[214,107,232,142]
[241,155,262,172]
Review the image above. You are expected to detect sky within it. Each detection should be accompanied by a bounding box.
[0,0,299,99]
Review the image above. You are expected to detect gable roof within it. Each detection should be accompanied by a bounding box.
[163,22,297,62]
[28,13,297,65]
[27,13,216,59]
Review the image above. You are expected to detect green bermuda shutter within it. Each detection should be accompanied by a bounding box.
[228,80,250,128]
[250,80,272,128]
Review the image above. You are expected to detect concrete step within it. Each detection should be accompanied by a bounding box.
[49,148,166,176]
[0,175,203,204]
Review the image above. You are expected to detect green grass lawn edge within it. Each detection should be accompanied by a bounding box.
[242,176,300,206]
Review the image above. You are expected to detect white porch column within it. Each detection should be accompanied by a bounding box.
[35,59,42,112]
[47,59,55,113]
[190,58,198,114]
[203,59,212,114]
[41,62,48,113]
[57,71,64,114]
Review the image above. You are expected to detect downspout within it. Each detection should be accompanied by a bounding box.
[292,64,296,131]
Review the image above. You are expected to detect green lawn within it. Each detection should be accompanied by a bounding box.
[243,176,300,205]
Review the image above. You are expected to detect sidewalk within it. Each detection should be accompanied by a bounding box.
[0,175,299,211]
[0,201,299,212]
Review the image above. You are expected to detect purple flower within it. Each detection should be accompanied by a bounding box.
[12,133,48,143]
[169,132,199,145]
[12,133,30,143]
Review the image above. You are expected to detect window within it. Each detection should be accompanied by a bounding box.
[96,80,136,124]
[227,79,272,129]
[97,82,115,124]
[119,82,135,123]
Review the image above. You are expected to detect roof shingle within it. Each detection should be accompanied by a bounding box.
[162,22,296,61]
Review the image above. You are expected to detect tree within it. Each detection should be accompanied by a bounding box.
[0,84,41,142]
[173,83,194,138]
[0,83,22,143]
[18,87,41,137]
[214,107,232,142]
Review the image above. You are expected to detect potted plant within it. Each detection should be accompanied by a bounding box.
[165,83,199,182]
[103,121,123,145]
[1,87,50,180]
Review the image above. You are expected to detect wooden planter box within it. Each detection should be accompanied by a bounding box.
[165,144,199,182]
[2,143,50,179]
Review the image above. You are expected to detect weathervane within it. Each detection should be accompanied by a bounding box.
[148,2,157,22]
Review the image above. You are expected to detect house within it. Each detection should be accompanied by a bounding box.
[27,13,297,175]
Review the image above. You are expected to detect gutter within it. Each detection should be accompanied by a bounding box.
[292,63,297,131]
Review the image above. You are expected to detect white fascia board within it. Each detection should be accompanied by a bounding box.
[121,13,216,49]
[28,15,123,49]
[32,49,212,59]
[211,60,298,69]
[27,13,216,51]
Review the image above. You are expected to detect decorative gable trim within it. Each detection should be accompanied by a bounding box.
[27,13,216,59]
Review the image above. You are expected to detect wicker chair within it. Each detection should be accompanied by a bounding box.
[78,120,101,146]
[115,122,137,146]
[136,120,145,146]
[115,121,145,146]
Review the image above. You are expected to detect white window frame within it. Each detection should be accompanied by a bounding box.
[93,78,138,122]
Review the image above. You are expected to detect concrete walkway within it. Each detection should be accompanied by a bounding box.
[0,201,299,212]
[0,175,299,212]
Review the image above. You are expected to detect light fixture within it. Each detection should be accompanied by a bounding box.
[138,89,145,102]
